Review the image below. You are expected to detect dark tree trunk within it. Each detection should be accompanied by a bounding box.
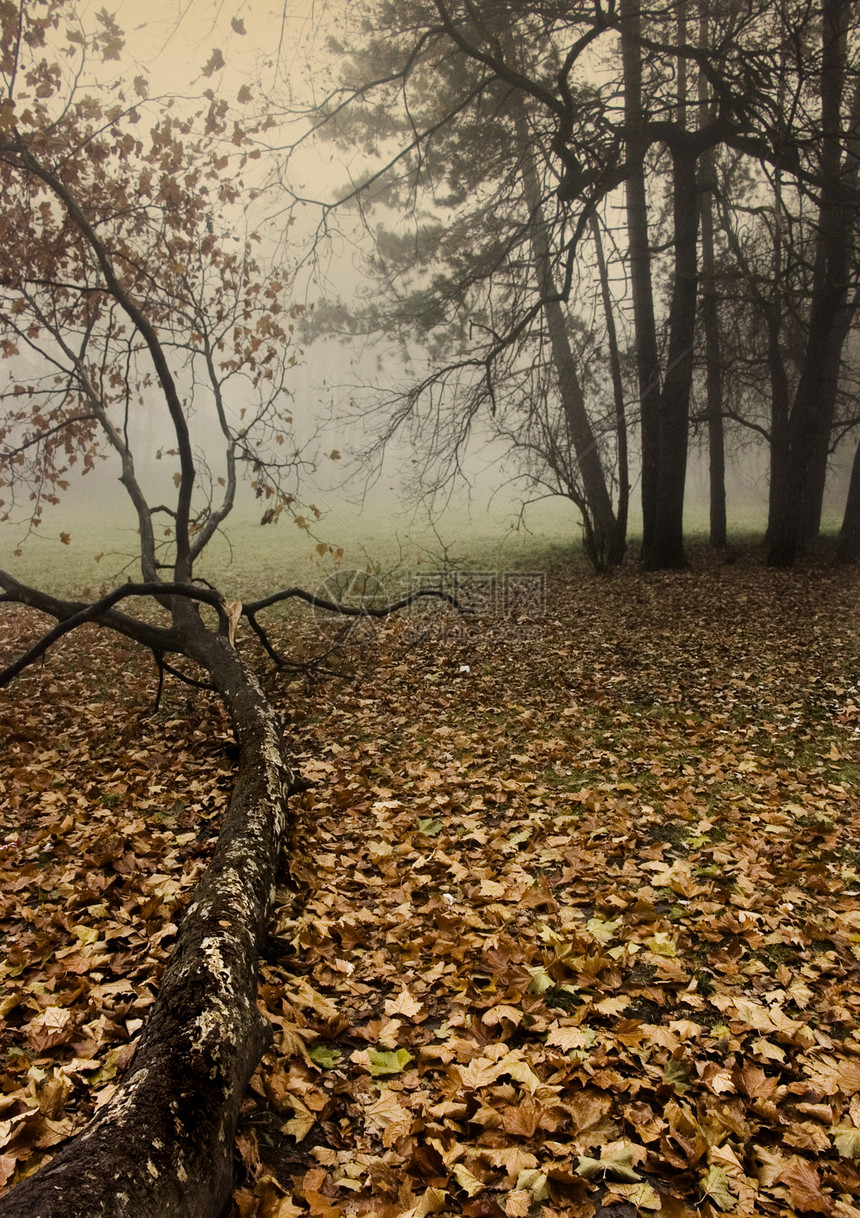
[542,291,618,566]
[620,0,662,562]
[768,0,853,566]
[591,214,629,565]
[768,281,851,566]
[800,74,860,545]
[797,216,858,546]
[705,340,727,549]
[837,436,860,562]
[798,321,852,546]
[515,104,618,568]
[698,125,726,544]
[644,147,699,570]
[800,405,835,545]
[0,621,293,1218]
[765,310,792,544]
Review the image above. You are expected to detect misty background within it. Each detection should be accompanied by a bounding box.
[1,0,855,595]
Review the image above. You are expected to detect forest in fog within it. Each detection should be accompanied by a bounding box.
[289,0,860,572]
[2,4,860,1217]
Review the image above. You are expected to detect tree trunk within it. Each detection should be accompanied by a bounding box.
[702,226,727,548]
[697,4,727,549]
[800,72,860,545]
[797,185,841,547]
[0,624,293,1218]
[765,308,792,544]
[768,0,853,566]
[837,435,860,562]
[620,0,663,562]
[645,147,699,570]
[768,270,851,566]
[797,302,854,545]
[540,290,618,568]
[591,214,629,565]
[514,104,618,568]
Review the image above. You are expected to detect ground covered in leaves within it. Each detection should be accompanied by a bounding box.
[2,553,860,1217]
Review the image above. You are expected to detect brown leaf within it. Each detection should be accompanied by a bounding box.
[202,48,225,77]
[501,1099,542,1138]
[778,1157,833,1214]
[737,1061,778,1100]
[565,1089,613,1133]
[383,989,425,1021]
[480,1146,538,1176]
[782,1121,831,1153]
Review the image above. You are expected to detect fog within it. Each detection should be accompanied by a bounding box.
[2,1,856,592]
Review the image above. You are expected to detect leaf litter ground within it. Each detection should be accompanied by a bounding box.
[2,555,860,1218]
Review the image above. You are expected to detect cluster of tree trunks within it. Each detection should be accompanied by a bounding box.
[312,0,860,569]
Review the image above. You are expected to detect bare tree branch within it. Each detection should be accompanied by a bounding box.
[0,576,231,687]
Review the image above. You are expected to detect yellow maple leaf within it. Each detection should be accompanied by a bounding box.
[481,1146,538,1175]
[457,1058,504,1089]
[383,989,425,1020]
[546,1025,595,1052]
[282,1097,314,1142]
[701,1164,735,1210]
[401,1188,449,1218]
[668,1018,703,1040]
[499,1056,542,1095]
[832,1125,860,1158]
[269,1197,304,1218]
[594,996,628,1016]
[645,932,677,957]
[504,1192,532,1217]
[514,1168,550,1200]
[452,1163,484,1197]
[277,1024,312,1063]
[365,1089,409,1130]
[482,1004,522,1028]
[608,1181,663,1210]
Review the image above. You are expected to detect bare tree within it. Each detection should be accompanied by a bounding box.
[767,0,860,564]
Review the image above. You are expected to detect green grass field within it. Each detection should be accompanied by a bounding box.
[0,473,846,602]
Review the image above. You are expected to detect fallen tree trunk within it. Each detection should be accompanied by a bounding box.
[0,572,466,1215]
[0,628,293,1218]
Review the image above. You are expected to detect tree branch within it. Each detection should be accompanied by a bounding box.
[244,584,473,618]
[243,584,474,670]
[0,576,231,687]
[10,143,198,579]
[0,412,99,459]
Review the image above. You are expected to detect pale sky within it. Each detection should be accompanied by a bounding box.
[99,0,339,99]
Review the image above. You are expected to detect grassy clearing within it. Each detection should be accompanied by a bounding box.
[0,475,810,601]
[0,488,586,600]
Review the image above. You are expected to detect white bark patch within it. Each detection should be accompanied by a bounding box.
[194,938,245,1063]
[95,1066,150,1127]
[204,860,261,929]
[223,600,242,648]
[199,937,228,978]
